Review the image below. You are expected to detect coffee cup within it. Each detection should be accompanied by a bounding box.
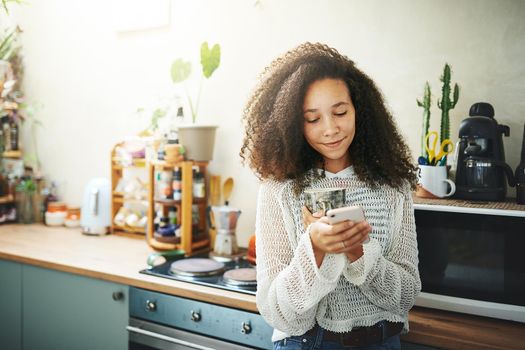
[304,187,346,214]
[417,165,456,198]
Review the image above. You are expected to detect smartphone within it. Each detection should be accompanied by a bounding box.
[326,206,370,244]
[325,205,365,225]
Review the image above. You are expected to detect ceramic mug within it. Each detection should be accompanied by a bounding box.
[304,187,346,214]
[418,165,456,198]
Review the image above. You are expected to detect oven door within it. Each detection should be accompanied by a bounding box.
[128,318,260,350]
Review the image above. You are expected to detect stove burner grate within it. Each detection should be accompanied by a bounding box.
[222,267,257,287]
[169,258,225,277]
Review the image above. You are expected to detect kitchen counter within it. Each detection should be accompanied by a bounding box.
[0,224,523,349]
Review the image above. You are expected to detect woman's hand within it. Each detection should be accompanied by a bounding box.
[302,206,323,228]
[302,206,371,266]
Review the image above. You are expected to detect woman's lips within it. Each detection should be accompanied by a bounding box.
[322,138,345,148]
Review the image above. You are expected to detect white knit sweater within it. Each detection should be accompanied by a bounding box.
[255,167,421,342]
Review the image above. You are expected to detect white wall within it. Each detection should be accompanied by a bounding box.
[2,0,524,246]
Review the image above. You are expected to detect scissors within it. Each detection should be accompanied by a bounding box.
[425,131,454,165]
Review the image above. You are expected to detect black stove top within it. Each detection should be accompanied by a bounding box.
[140,258,257,296]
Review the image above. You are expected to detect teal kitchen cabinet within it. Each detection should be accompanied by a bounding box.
[0,259,22,350]
[23,265,128,350]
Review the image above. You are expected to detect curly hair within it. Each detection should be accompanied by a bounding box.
[240,42,417,194]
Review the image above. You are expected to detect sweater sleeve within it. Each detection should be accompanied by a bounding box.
[342,187,421,315]
[255,181,346,336]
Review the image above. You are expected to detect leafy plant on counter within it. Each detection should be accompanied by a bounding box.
[437,63,459,144]
[417,82,431,158]
[170,42,221,123]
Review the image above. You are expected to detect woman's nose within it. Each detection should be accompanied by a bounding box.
[322,116,339,136]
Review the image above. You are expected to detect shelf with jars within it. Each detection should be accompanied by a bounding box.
[0,99,24,222]
[110,142,149,236]
[147,159,209,255]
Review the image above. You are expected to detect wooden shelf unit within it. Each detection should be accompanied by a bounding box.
[146,160,210,255]
[110,143,147,236]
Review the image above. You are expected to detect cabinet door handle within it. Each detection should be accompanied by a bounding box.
[126,326,215,350]
[112,291,124,301]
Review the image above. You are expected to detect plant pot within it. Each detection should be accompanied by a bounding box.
[177,125,218,162]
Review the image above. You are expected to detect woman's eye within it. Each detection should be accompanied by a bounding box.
[305,118,319,124]
[334,111,347,116]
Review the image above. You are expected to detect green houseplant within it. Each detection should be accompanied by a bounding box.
[169,42,221,161]
[170,42,221,124]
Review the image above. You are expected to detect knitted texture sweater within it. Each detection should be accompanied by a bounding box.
[255,167,421,342]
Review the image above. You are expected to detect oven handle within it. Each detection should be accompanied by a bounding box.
[126,325,216,350]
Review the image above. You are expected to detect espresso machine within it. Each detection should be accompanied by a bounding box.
[209,206,242,262]
[454,102,515,201]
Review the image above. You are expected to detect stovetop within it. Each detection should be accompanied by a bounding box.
[140,257,257,296]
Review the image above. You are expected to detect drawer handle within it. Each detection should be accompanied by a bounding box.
[112,291,124,301]
[190,310,201,322]
[146,300,157,312]
[241,321,252,334]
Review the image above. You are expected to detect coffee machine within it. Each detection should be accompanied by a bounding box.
[454,102,515,201]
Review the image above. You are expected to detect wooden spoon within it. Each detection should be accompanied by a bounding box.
[223,177,234,205]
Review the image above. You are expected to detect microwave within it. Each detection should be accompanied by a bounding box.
[414,203,525,322]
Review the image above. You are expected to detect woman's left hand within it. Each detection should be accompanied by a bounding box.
[302,206,323,228]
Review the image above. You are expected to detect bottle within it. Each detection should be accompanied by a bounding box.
[168,207,177,225]
[515,124,525,205]
[172,167,182,201]
[192,166,205,199]
[2,116,10,152]
[158,171,172,199]
[10,112,18,151]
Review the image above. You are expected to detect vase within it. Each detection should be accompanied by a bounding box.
[177,125,218,162]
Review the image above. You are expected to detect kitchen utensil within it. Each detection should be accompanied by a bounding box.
[454,102,515,201]
[424,131,454,165]
[223,177,233,205]
[418,156,429,165]
[81,177,111,235]
[209,175,221,206]
[210,205,241,259]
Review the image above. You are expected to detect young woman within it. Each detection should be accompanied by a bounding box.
[240,42,420,350]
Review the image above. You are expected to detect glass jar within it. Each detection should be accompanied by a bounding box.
[16,190,35,224]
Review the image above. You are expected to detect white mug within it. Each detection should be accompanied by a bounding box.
[418,165,456,198]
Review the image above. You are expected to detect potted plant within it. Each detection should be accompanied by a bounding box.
[170,41,221,161]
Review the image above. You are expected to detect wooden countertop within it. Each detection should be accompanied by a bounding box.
[0,224,523,349]
[0,224,258,312]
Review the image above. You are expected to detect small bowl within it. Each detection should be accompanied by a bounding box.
[45,211,66,226]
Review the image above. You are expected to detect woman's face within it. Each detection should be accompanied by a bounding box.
[303,78,356,173]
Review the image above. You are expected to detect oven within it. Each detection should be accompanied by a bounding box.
[414,204,525,322]
[128,287,273,350]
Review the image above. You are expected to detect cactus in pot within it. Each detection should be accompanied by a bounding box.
[437,63,459,144]
[417,82,432,158]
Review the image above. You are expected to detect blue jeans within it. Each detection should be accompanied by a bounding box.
[273,325,401,350]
